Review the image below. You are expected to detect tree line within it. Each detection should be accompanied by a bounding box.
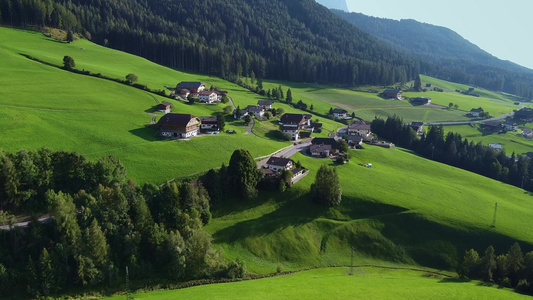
[459,243,533,294]
[0,148,244,298]
[0,0,417,86]
[371,116,532,191]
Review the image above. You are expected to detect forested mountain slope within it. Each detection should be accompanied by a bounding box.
[332,10,533,99]
[0,0,416,86]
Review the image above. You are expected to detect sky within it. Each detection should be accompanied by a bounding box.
[344,0,533,70]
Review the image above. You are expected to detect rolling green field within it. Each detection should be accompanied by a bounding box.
[3,27,533,299]
[106,268,526,300]
[0,28,298,183]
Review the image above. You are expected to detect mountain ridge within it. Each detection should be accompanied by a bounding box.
[332,10,533,99]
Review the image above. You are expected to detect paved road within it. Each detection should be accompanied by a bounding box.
[425,112,514,126]
[0,215,52,231]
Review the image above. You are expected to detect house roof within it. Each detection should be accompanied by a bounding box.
[291,168,304,175]
[470,108,484,113]
[299,132,312,139]
[311,138,337,148]
[281,125,298,131]
[258,100,273,106]
[346,135,363,142]
[310,144,332,153]
[176,82,204,89]
[332,108,347,114]
[349,120,371,130]
[280,113,306,124]
[310,122,323,128]
[503,121,517,126]
[246,105,264,113]
[411,122,424,126]
[157,102,172,108]
[383,89,401,94]
[410,97,431,101]
[266,156,292,167]
[200,116,218,122]
[157,113,199,126]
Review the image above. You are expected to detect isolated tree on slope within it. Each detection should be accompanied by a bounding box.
[63,56,75,70]
[310,165,342,206]
[414,74,422,91]
[228,149,261,200]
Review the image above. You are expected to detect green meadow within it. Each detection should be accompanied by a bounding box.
[3,27,533,299]
[106,268,527,300]
[443,124,533,155]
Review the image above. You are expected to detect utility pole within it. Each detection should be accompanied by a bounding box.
[491,202,498,228]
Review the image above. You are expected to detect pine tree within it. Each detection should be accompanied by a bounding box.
[480,245,496,282]
[279,85,284,99]
[286,88,292,103]
[39,248,55,296]
[414,74,422,91]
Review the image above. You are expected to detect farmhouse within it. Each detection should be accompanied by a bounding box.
[503,121,518,131]
[279,113,311,140]
[469,108,484,117]
[381,89,403,100]
[310,138,338,157]
[331,108,348,119]
[257,100,274,109]
[348,120,371,139]
[410,122,425,135]
[158,113,200,138]
[265,156,293,172]
[198,91,218,103]
[280,113,311,128]
[215,90,228,101]
[157,101,172,113]
[199,116,220,132]
[409,97,431,105]
[245,105,265,117]
[176,82,206,96]
[346,134,363,147]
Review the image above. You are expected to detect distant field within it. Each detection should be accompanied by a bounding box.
[444,124,533,155]
[105,267,526,300]
[261,75,519,123]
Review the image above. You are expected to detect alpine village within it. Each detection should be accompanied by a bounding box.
[2,0,533,299]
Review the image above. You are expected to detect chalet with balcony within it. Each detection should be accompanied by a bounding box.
[198,91,218,103]
[158,113,200,139]
[199,116,220,132]
[176,82,206,97]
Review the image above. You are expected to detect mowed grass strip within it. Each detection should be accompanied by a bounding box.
[104,267,527,300]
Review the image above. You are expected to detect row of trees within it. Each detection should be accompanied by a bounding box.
[371,116,533,191]
[459,243,533,293]
[0,0,417,86]
[0,148,242,298]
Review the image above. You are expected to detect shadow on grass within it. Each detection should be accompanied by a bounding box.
[264,130,289,142]
[439,277,469,283]
[129,125,159,141]
[212,193,408,244]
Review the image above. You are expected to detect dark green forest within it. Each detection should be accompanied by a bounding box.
[0,148,247,298]
[332,10,533,99]
[0,0,417,86]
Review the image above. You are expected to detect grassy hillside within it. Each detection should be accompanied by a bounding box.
[106,267,527,300]
[0,28,305,183]
[205,146,533,275]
